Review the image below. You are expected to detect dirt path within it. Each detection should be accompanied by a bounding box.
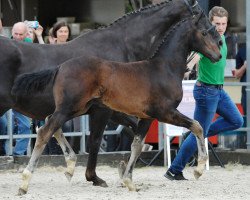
[0,164,249,200]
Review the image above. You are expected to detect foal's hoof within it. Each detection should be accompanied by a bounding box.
[193,168,202,180]
[18,188,27,196]
[123,178,137,192]
[64,172,73,182]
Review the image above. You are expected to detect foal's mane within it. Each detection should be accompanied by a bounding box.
[148,17,191,60]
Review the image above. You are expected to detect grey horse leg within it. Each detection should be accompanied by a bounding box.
[53,129,77,181]
[18,112,66,195]
[120,119,152,191]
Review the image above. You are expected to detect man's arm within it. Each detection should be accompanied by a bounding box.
[184,53,201,80]
[235,61,247,79]
[34,25,45,44]
[187,53,201,69]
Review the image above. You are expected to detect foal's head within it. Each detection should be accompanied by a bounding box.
[190,11,222,62]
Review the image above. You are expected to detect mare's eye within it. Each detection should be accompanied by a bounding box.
[202,31,207,36]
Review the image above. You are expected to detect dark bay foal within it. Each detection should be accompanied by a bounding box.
[13,11,221,193]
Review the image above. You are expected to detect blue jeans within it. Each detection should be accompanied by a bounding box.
[0,114,8,155]
[169,82,244,174]
[12,110,31,155]
[0,114,7,135]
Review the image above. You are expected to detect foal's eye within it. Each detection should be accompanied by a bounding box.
[202,31,207,36]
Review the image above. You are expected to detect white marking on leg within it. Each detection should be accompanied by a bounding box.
[65,157,76,175]
[19,168,32,193]
[190,120,208,179]
[54,130,77,178]
[122,136,144,191]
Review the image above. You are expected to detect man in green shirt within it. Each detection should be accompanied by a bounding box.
[165,6,244,180]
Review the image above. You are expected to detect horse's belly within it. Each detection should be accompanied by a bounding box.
[13,94,55,120]
[103,98,149,119]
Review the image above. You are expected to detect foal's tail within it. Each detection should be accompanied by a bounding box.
[11,68,59,97]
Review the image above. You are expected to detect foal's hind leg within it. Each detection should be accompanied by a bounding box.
[53,129,77,181]
[44,116,77,181]
[160,109,208,180]
[121,119,153,191]
[18,112,66,195]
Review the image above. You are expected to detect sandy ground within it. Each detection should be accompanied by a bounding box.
[0,164,250,200]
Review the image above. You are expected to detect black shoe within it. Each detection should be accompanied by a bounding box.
[164,170,187,181]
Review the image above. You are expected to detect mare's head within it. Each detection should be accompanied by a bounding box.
[165,0,203,20]
[189,11,222,62]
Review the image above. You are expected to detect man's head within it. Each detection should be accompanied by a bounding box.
[209,6,228,36]
[12,22,28,41]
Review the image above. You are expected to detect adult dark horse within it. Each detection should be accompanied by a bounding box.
[0,0,205,187]
[13,11,221,193]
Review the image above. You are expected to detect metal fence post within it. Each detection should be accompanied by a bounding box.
[246,0,250,149]
[6,109,13,155]
[80,115,89,153]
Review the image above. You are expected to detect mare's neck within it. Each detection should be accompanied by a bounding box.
[75,1,188,61]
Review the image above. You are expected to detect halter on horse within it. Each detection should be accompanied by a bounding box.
[13,11,221,193]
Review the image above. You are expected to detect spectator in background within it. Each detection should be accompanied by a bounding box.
[52,21,71,44]
[10,22,32,155]
[47,27,56,44]
[235,44,247,115]
[24,21,46,152]
[45,21,73,155]
[25,21,45,44]
[11,22,32,43]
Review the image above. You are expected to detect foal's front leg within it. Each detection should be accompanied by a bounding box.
[160,109,208,179]
[120,119,152,191]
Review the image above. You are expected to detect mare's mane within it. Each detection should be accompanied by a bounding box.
[108,1,170,27]
[78,1,172,36]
